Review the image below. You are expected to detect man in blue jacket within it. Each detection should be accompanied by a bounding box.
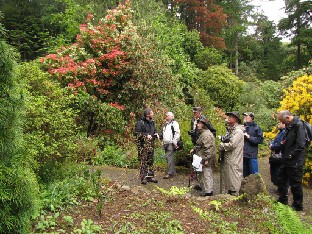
[242,112,263,177]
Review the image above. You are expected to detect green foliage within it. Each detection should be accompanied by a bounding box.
[156,186,190,196]
[258,80,283,109]
[74,219,102,234]
[199,65,245,110]
[35,211,59,232]
[73,91,126,142]
[92,145,128,168]
[132,0,199,91]
[39,164,109,212]
[278,0,312,69]
[193,47,223,70]
[280,62,312,90]
[19,62,83,181]
[115,211,184,234]
[0,40,39,233]
[273,202,312,233]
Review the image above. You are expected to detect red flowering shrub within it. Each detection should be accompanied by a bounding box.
[41,0,181,115]
[41,1,134,104]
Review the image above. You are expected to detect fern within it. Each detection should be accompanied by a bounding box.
[274,202,312,234]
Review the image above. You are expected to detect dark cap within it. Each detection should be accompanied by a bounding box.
[225,111,241,123]
[193,106,202,112]
[243,112,254,119]
[197,116,209,127]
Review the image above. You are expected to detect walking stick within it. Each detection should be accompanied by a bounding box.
[219,150,224,194]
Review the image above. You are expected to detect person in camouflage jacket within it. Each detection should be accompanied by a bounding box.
[135,108,159,184]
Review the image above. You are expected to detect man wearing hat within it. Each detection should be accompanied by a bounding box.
[219,112,244,196]
[189,107,216,146]
[190,116,216,196]
[242,112,263,177]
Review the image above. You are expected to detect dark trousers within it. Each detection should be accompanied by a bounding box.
[270,162,282,186]
[277,162,304,209]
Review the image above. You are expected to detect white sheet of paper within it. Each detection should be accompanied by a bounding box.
[192,154,202,172]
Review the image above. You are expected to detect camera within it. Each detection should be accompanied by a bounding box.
[218,134,230,143]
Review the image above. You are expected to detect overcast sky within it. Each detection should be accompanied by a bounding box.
[251,0,290,41]
[252,0,286,24]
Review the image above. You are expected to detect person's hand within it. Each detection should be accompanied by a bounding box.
[154,133,160,139]
[190,149,194,154]
[244,133,250,139]
[147,134,152,140]
[174,144,178,150]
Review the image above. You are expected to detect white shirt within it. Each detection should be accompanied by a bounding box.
[162,120,181,145]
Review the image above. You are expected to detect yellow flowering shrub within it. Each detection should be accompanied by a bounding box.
[279,74,312,123]
[278,74,312,186]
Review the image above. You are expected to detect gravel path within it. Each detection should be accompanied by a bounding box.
[98,157,312,215]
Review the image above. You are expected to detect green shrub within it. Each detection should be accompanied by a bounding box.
[39,164,106,212]
[92,145,128,167]
[19,62,83,182]
[199,65,245,110]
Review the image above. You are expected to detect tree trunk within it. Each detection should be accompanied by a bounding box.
[296,14,301,69]
[235,36,239,76]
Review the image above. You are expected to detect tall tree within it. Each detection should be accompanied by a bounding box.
[252,15,287,80]
[278,0,312,69]
[217,0,253,75]
[169,0,227,48]
[0,25,39,233]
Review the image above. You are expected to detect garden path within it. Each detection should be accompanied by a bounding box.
[99,157,312,217]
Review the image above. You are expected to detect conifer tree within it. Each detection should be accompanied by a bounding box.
[0,21,39,233]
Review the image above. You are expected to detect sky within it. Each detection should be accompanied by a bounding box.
[251,0,286,24]
[251,0,290,41]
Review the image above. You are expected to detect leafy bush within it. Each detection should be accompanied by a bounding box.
[41,1,181,117]
[39,164,108,212]
[199,65,245,110]
[19,62,83,182]
[92,145,128,167]
[194,47,223,70]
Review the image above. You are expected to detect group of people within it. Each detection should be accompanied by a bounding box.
[135,107,307,211]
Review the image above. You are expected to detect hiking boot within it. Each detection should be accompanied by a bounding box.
[163,174,173,179]
[141,178,147,185]
[291,204,303,211]
[193,185,202,191]
[147,177,158,183]
[200,192,213,197]
[228,190,238,196]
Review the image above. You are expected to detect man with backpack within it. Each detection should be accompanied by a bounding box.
[277,110,307,211]
[162,112,181,179]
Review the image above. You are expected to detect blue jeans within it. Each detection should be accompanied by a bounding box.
[243,157,258,177]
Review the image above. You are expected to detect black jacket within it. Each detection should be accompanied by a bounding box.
[243,121,263,158]
[190,115,216,145]
[281,116,306,165]
[135,117,158,145]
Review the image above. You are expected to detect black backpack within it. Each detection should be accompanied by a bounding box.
[302,120,312,148]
